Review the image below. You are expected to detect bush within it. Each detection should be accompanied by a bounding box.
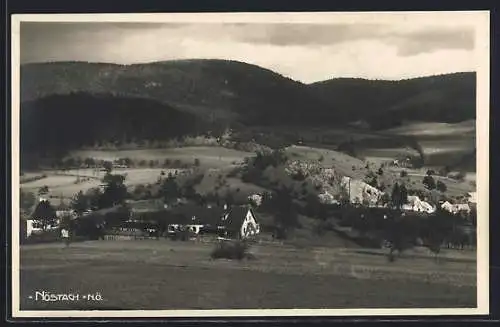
[210,240,250,260]
[423,175,436,190]
[400,170,408,178]
[436,180,447,192]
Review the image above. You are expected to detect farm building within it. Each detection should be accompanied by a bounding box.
[218,206,260,240]
[163,204,260,240]
[402,195,435,214]
[105,220,159,240]
[467,192,477,204]
[441,201,472,215]
[166,205,227,235]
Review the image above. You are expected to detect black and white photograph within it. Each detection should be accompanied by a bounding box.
[11,11,490,318]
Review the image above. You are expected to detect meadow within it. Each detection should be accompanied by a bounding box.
[20,146,253,203]
[70,146,251,168]
[20,239,476,310]
[20,168,178,200]
[282,145,475,199]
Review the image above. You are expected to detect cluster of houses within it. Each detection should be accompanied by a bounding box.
[24,195,261,242]
[161,204,261,240]
[23,185,477,242]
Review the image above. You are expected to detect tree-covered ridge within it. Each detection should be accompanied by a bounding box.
[308,72,476,127]
[22,60,475,130]
[20,93,203,158]
[21,59,335,126]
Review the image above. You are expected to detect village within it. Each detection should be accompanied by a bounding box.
[21,149,477,256]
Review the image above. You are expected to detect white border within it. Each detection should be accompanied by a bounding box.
[11,11,490,318]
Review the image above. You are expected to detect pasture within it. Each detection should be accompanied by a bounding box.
[285,145,367,179]
[20,240,476,310]
[70,146,251,169]
[20,168,176,201]
[20,146,255,205]
[282,145,474,198]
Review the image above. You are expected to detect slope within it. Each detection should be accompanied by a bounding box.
[21,59,336,126]
[309,72,476,128]
[20,93,203,168]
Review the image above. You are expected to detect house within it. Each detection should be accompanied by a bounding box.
[218,206,260,240]
[441,201,472,215]
[441,201,455,213]
[468,192,477,204]
[25,219,59,238]
[166,205,226,235]
[105,220,157,240]
[402,195,435,214]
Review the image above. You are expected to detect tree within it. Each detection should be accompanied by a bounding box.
[421,210,454,262]
[102,161,113,174]
[59,213,75,231]
[160,175,180,202]
[270,186,299,230]
[436,180,447,193]
[63,157,76,170]
[399,184,408,206]
[385,216,418,262]
[390,183,402,209]
[426,169,435,176]
[31,199,57,230]
[400,170,408,178]
[20,190,36,215]
[423,175,436,190]
[70,191,89,215]
[38,185,49,196]
[99,173,128,208]
[163,159,172,168]
[85,187,103,210]
[380,192,391,206]
[377,167,384,176]
[84,157,96,168]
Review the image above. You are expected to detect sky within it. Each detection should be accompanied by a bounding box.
[20,20,477,83]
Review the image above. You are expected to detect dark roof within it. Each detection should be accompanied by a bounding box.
[127,199,165,212]
[221,206,255,230]
[167,205,226,225]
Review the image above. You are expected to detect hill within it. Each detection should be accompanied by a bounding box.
[20,59,335,126]
[309,72,476,129]
[20,60,476,166]
[20,93,203,168]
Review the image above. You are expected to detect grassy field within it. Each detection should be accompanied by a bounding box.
[20,168,178,201]
[383,120,475,137]
[282,145,474,198]
[70,146,251,169]
[285,145,367,180]
[19,240,476,310]
[20,146,255,204]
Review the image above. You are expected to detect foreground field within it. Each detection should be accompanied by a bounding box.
[20,240,476,310]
